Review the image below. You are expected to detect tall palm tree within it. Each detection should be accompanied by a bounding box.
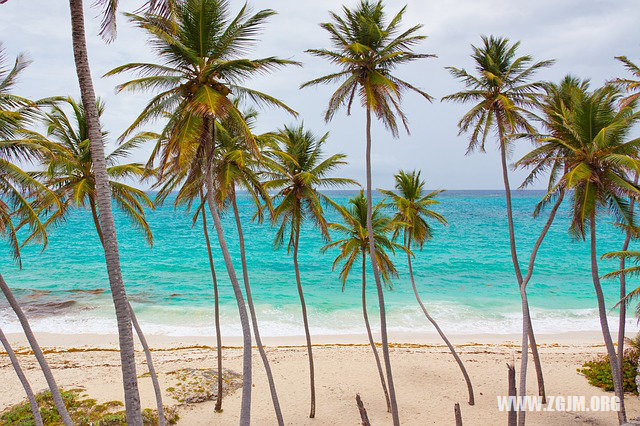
[264,124,356,418]
[106,2,298,421]
[0,43,72,425]
[380,170,475,405]
[610,58,640,370]
[601,249,640,395]
[321,191,404,413]
[301,2,433,421]
[211,110,284,424]
[67,1,143,422]
[37,97,167,425]
[442,36,553,421]
[536,84,640,425]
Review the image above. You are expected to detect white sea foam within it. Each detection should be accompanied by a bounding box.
[1,301,636,337]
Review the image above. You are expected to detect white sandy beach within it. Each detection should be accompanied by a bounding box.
[1,331,637,425]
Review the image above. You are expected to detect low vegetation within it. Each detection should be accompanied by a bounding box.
[0,389,178,425]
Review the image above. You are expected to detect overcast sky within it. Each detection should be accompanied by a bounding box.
[1,0,638,190]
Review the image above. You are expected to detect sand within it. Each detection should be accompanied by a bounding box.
[0,332,637,425]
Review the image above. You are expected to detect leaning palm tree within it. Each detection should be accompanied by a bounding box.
[601,249,640,395]
[38,97,167,425]
[536,84,640,425]
[301,2,433,421]
[0,43,72,425]
[321,191,404,413]
[264,124,356,418]
[106,2,298,421]
[211,110,284,424]
[443,36,554,420]
[67,1,143,421]
[610,57,640,369]
[380,170,474,406]
[0,328,43,425]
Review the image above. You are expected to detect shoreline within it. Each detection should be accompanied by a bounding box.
[1,331,637,425]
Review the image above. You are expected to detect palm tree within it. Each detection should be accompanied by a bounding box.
[380,170,475,405]
[442,36,553,420]
[38,97,167,425]
[612,56,640,107]
[0,43,72,425]
[321,191,404,412]
[211,110,284,424]
[264,124,356,418]
[39,97,154,245]
[106,2,298,421]
[0,328,43,425]
[67,1,143,421]
[536,84,640,425]
[301,2,433,421]
[610,58,640,371]
[601,249,640,395]
[514,76,591,403]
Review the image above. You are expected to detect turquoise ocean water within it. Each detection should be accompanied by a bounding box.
[0,190,636,337]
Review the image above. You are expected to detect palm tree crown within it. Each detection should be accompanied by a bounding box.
[537,85,640,238]
[322,191,404,288]
[612,56,640,108]
[301,0,433,136]
[0,43,60,261]
[39,97,154,245]
[380,170,446,248]
[443,35,554,153]
[265,124,357,250]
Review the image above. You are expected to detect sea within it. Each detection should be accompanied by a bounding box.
[0,190,636,338]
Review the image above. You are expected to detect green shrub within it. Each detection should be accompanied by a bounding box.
[0,389,178,425]
[579,349,638,394]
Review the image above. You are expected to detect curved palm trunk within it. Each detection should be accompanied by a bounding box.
[0,327,43,426]
[129,303,165,426]
[90,202,164,424]
[0,274,72,425]
[618,172,638,379]
[590,214,626,425]
[231,191,284,425]
[200,198,224,412]
[365,106,400,425]
[361,252,391,412]
[203,124,252,425]
[406,234,474,405]
[293,226,316,418]
[498,137,530,426]
[68,1,142,423]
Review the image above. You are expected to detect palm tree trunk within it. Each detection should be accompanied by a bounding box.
[590,213,626,425]
[618,172,638,377]
[200,196,224,412]
[292,225,316,418]
[361,251,391,413]
[90,201,164,425]
[365,106,400,426]
[497,132,529,426]
[128,303,165,426]
[0,273,72,425]
[0,327,43,426]
[68,1,142,423]
[406,233,474,405]
[231,191,284,425]
[203,118,252,425]
[519,190,565,405]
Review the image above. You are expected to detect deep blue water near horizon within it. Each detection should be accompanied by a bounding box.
[0,189,636,337]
